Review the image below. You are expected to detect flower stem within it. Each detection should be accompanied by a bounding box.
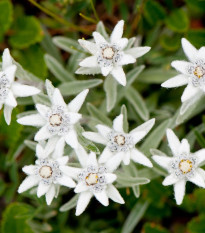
[90,0,100,22]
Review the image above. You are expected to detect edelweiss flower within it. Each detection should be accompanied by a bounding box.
[61,146,124,216]
[162,38,205,102]
[17,85,89,149]
[152,129,205,205]
[0,48,40,124]
[18,141,76,205]
[76,20,150,86]
[83,114,155,167]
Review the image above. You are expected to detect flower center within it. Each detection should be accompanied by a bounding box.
[114,135,126,146]
[49,114,62,126]
[179,159,193,174]
[102,47,115,59]
[86,173,98,186]
[194,66,204,79]
[39,165,53,178]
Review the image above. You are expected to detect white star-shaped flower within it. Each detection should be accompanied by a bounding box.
[152,128,205,205]
[17,85,89,149]
[76,20,150,86]
[18,140,76,205]
[61,146,124,216]
[0,48,40,124]
[83,114,155,167]
[161,38,205,102]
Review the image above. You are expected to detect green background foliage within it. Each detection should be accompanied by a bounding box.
[0,0,205,232]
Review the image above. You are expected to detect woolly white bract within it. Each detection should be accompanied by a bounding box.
[76,20,150,86]
[83,114,155,167]
[61,146,124,216]
[152,129,205,205]
[17,81,89,149]
[18,141,76,205]
[162,38,205,103]
[0,48,40,125]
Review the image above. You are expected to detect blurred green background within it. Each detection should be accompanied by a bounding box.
[0,0,205,232]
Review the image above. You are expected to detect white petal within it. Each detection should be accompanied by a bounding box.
[17,114,46,127]
[87,152,98,167]
[125,47,151,59]
[68,112,82,125]
[152,155,172,170]
[76,191,93,216]
[171,61,192,75]
[123,151,131,165]
[93,32,107,45]
[161,74,188,88]
[107,184,124,204]
[99,147,113,164]
[188,170,205,188]
[36,104,50,118]
[82,132,107,145]
[96,124,112,138]
[105,173,117,184]
[5,91,17,107]
[34,125,52,141]
[36,144,46,159]
[74,182,88,193]
[4,65,16,83]
[162,174,178,186]
[111,66,126,86]
[110,20,124,43]
[113,114,124,133]
[101,66,112,76]
[94,190,109,206]
[130,118,155,135]
[179,139,190,154]
[64,129,79,149]
[11,83,40,97]
[181,38,198,62]
[2,48,13,70]
[57,175,76,188]
[18,176,39,193]
[46,185,56,205]
[78,39,98,55]
[37,182,50,197]
[174,179,186,205]
[115,38,128,50]
[68,89,89,113]
[118,54,136,66]
[105,152,124,172]
[166,129,180,156]
[60,166,82,180]
[79,56,98,68]
[53,137,65,158]
[22,165,36,175]
[131,149,153,167]
[196,168,205,180]
[3,105,13,125]
[181,84,198,102]
[52,88,66,107]
[75,145,88,167]
[45,136,60,156]
[198,47,205,60]
[194,149,205,165]
[130,131,147,145]
[56,156,69,166]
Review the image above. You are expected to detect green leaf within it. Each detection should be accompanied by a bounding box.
[125,86,149,121]
[160,34,181,51]
[187,29,205,48]
[121,201,149,233]
[87,103,112,126]
[53,36,82,54]
[96,21,109,40]
[32,93,50,106]
[188,214,205,233]
[24,140,37,151]
[104,76,117,112]
[60,194,79,212]
[1,202,35,233]
[165,9,189,33]
[9,16,43,49]
[58,79,102,96]
[45,54,75,82]
[0,0,13,36]
[185,0,205,13]
[121,105,129,133]
[143,222,171,233]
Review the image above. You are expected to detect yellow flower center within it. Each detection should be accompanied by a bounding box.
[49,114,62,126]
[86,173,98,185]
[102,47,115,59]
[114,135,125,146]
[194,66,204,78]
[179,159,193,174]
[39,166,53,178]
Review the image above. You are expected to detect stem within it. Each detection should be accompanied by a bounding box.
[90,0,100,22]
[27,0,89,33]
